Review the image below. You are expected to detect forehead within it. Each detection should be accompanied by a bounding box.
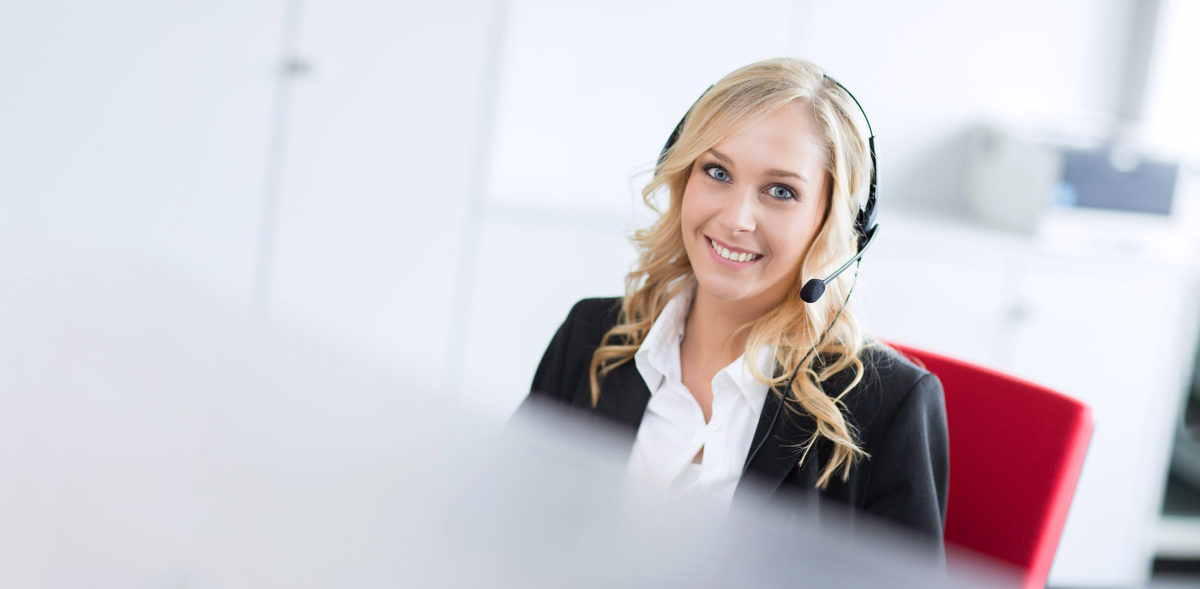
[708,101,827,173]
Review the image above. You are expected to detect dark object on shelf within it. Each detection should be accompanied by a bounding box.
[1161,472,1200,517]
[1170,342,1200,491]
[1052,147,1180,216]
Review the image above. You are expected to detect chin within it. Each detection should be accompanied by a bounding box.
[695,273,757,302]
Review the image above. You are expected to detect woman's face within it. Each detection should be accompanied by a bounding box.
[680,100,829,313]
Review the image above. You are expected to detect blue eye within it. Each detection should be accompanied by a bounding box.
[768,185,797,200]
[703,164,730,182]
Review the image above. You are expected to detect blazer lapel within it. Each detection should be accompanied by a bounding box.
[735,368,825,505]
[588,358,652,431]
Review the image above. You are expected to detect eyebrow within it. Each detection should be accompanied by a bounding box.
[706,148,808,185]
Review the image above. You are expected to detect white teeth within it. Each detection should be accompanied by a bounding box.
[710,238,757,262]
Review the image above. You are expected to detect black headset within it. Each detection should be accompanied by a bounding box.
[656,74,880,473]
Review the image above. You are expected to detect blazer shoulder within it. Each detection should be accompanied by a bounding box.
[840,342,949,547]
[835,341,945,436]
[565,296,623,333]
[544,296,624,369]
[527,296,622,406]
[859,341,935,394]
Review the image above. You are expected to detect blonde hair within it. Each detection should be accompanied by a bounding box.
[588,57,877,489]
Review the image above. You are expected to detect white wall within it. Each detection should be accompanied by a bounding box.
[1142,0,1200,162]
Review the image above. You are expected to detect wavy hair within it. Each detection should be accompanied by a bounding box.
[587,58,877,489]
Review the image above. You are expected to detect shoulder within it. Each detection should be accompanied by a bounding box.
[563,296,623,336]
[830,341,946,439]
[858,342,939,399]
[528,296,623,404]
[539,296,624,370]
[842,342,950,540]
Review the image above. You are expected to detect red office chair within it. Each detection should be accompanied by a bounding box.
[887,342,1094,589]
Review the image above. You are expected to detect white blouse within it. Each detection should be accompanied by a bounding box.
[624,280,773,514]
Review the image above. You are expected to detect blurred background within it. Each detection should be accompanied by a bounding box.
[2,0,1199,587]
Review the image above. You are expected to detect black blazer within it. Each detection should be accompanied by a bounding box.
[526,297,949,550]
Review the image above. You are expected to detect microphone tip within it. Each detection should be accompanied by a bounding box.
[800,279,825,303]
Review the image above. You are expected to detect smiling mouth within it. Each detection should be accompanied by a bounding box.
[707,236,763,263]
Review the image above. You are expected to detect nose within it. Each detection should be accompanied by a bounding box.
[718,186,757,235]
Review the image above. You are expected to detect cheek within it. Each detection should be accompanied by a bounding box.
[766,218,820,264]
[679,191,694,228]
[679,184,706,232]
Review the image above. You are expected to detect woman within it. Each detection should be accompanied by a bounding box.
[526,58,948,550]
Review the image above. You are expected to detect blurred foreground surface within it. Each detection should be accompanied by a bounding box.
[0,243,1019,587]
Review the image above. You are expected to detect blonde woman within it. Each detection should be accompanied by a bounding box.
[526,58,948,550]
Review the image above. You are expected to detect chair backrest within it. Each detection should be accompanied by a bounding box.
[887,342,1094,589]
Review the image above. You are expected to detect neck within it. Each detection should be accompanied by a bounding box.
[683,286,781,367]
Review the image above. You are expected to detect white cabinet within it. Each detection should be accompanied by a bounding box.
[1009,257,1199,587]
[263,0,494,381]
[862,212,1200,588]
[0,1,285,303]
